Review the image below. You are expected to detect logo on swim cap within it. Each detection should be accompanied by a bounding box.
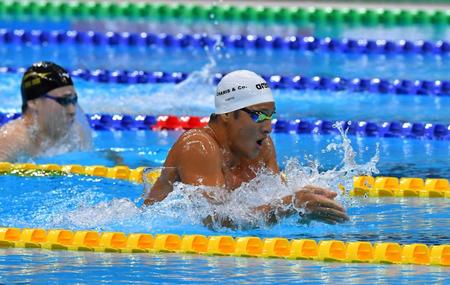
[215,70,274,114]
[255,82,269,90]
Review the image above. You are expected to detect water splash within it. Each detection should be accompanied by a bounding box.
[39,105,93,158]
[0,106,380,235]
[63,198,140,229]
[138,125,380,231]
[0,105,92,163]
[77,38,224,116]
[150,34,225,115]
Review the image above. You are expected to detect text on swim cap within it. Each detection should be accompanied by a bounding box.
[255,82,269,90]
[216,85,248,96]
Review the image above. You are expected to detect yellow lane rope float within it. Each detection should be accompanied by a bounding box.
[1,162,450,265]
[1,162,449,198]
[352,176,450,198]
[0,227,448,266]
[0,162,160,184]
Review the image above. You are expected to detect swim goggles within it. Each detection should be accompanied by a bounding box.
[241,108,276,123]
[43,93,78,106]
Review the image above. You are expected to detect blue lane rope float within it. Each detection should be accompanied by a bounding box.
[2,29,450,55]
[0,113,448,140]
[1,67,450,96]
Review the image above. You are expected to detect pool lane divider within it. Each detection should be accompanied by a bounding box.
[0,162,449,198]
[0,162,157,185]
[1,1,449,27]
[352,176,450,198]
[0,113,449,140]
[2,29,450,55]
[0,227,448,266]
[1,66,450,97]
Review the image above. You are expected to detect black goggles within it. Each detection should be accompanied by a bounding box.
[43,93,78,106]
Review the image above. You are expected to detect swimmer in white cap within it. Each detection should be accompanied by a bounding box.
[144,70,348,227]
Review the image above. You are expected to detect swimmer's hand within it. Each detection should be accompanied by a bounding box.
[104,150,124,165]
[293,186,349,225]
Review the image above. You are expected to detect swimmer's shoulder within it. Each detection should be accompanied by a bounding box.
[0,119,28,140]
[0,119,30,162]
[173,127,220,157]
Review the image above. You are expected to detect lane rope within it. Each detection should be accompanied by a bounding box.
[1,113,448,140]
[1,164,449,264]
[0,1,449,27]
[1,29,450,55]
[1,65,449,96]
[0,227,448,266]
[0,162,449,198]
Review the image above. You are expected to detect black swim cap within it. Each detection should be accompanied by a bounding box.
[21,61,73,103]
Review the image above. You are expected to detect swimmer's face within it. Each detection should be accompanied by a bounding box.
[226,102,274,159]
[35,86,77,138]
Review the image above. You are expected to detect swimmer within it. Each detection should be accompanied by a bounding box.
[0,61,92,162]
[144,70,348,227]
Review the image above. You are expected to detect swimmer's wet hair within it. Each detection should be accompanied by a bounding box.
[21,61,73,113]
[209,113,219,123]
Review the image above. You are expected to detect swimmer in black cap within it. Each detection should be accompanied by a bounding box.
[0,61,92,162]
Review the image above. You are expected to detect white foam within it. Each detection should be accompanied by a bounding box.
[136,126,380,231]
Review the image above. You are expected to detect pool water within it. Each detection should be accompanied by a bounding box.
[4,17,450,41]
[1,172,450,244]
[1,44,450,80]
[0,74,449,123]
[0,248,448,284]
[28,130,450,178]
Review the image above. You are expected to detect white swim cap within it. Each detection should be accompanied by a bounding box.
[215,70,274,114]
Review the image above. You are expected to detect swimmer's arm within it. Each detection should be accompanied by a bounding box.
[205,187,347,228]
[251,195,297,225]
[144,133,225,205]
[0,137,9,162]
[143,166,176,205]
[143,146,179,206]
[203,194,296,229]
[103,150,125,165]
[254,190,349,225]
[0,128,18,162]
[262,138,347,224]
[0,149,11,162]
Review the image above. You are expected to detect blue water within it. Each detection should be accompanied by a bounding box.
[0,74,449,123]
[1,248,448,284]
[1,168,450,283]
[1,44,450,80]
[25,131,448,178]
[0,7,450,285]
[3,18,450,41]
[1,169,450,244]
